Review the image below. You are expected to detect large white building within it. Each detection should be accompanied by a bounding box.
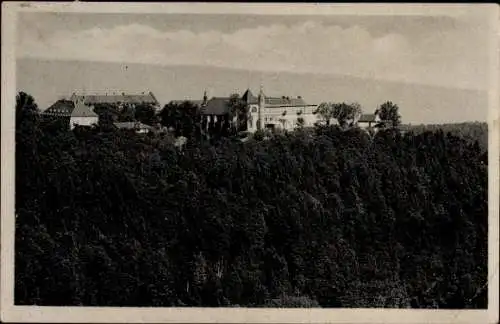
[242,86,318,132]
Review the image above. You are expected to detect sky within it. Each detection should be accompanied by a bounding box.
[15,6,495,124]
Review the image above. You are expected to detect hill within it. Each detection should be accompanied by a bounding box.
[15,96,488,308]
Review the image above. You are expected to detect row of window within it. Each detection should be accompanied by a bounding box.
[248,118,312,129]
[250,107,315,115]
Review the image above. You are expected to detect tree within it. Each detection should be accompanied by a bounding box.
[159,102,182,131]
[120,104,136,122]
[97,110,116,131]
[16,91,40,128]
[314,102,335,126]
[135,103,157,126]
[333,102,362,129]
[375,101,401,129]
[158,101,201,139]
[296,117,305,129]
[15,91,41,207]
[314,102,362,129]
[227,94,248,133]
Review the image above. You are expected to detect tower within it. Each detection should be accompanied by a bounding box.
[203,89,208,106]
[258,84,264,131]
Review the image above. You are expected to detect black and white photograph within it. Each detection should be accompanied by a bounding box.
[1,2,499,323]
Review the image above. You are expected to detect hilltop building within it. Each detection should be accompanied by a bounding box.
[42,97,98,130]
[42,91,161,129]
[241,86,318,132]
[169,86,318,133]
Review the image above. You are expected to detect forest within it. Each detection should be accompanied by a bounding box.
[15,92,488,308]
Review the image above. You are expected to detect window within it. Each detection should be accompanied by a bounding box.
[252,107,257,113]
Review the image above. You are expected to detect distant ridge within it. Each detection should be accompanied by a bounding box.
[19,57,486,93]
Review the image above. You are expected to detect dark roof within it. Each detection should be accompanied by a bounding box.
[358,114,376,123]
[201,97,230,115]
[242,89,309,106]
[114,122,152,130]
[43,100,74,116]
[70,92,159,105]
[241,89,258,104]
[42,99,97,117]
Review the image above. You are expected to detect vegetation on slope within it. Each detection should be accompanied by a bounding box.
[402,122,488,152]
[15,92,488,308]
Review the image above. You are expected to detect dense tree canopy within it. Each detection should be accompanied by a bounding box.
[158,101,202,139]
[402,122,488,153]
[134,103,158,126]
[15,92,488,309]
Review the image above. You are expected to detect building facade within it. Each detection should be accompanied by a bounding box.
[245,86,318,132]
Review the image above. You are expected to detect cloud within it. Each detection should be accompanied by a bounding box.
[17,20,489,90]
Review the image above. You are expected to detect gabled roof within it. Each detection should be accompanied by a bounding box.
[358,114,376,123]
[71,100,98,117]
[42,99,97,117]
[241,89,258,104]
[43,100,74,116]
[241,89,309,107]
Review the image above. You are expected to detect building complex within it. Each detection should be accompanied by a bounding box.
[170,86,319,133]
[42,91,160,131]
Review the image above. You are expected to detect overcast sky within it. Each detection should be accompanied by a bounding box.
[17,8,492,90]
[14,5,496,123]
